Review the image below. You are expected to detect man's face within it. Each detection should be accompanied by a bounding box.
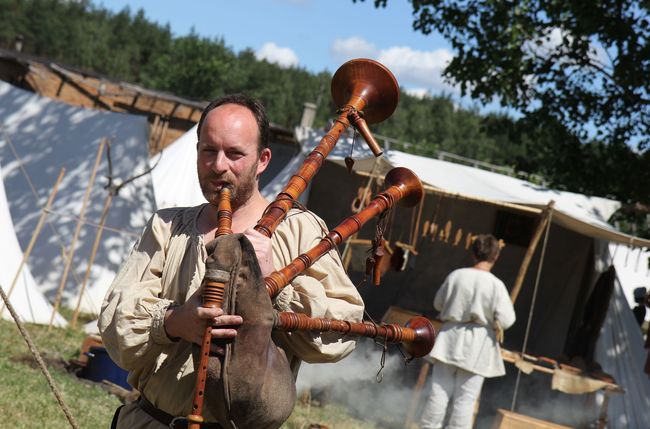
[197,104,270,210]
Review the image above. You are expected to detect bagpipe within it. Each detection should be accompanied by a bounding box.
[188,59,436,429]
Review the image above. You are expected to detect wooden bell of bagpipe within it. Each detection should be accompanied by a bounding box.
[255,58,399,237]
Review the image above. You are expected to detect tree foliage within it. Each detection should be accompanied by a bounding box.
[367,0,650,150]
[359,0,650,236]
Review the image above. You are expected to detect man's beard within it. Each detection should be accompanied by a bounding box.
[199,166,257,211]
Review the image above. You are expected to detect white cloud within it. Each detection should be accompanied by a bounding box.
[404,88,430,99]
[329,37,455,94]
[378,46,455,94]
[331,37,377,60]
[255,42,299,68]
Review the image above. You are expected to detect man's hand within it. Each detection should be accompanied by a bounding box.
[164,286,243,354]
[243,227,274,277]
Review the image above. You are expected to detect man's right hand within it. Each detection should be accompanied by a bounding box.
[163,286,243,354]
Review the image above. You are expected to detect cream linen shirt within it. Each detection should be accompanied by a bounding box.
[99,205,363,420]
[428,267,516,378]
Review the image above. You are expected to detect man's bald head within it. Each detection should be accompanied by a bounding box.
[197,94,270,155]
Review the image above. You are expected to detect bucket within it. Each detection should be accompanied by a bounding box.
[81,346,131,390]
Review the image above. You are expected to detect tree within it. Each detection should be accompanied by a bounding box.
[362,0,650,150]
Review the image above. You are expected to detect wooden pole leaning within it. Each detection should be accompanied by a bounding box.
[0,168,65,319]
[49,139,106,330]
[70,191,114,328]
[0,283,80,429]
[403,361,432,427]
[187,185,232,429]
[510,200,556,303]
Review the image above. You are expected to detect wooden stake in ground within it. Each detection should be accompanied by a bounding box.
[510,200,556,304]
[70,192,113,328]
[0,283,80,429]
[48,139,106,330]
[0,168,65,319]
[70,138,163,327]
[403,361,431,428]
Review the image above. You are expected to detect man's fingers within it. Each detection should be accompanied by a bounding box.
[211,328,238,339]
[196,307,225,320]
[212,315,243,326]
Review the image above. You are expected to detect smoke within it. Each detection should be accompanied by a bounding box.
[296,344,604,428]
[296,339,424,428]
[477,371,603,428]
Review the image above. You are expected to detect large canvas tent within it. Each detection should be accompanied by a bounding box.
[0,81,155,317]
[0,160,66,327]
[296,127,650,428]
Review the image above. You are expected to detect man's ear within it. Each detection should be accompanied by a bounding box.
[256,147,271,176]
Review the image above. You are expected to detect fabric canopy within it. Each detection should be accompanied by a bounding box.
[296,127,649,248]
[609,243,650,320]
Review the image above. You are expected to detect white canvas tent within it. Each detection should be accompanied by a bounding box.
[610,243,650,315]
[151,125,204,209]
[0,161,66,327]
[297,126,650,428]
[297,127,638,245]
[0,81,155,317]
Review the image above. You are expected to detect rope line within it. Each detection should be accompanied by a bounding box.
[0,284,79,429]
[45,209,140,238]
[510,209,553,411]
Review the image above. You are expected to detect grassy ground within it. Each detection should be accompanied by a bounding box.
[0,312,377,429]
[0,313,120,428]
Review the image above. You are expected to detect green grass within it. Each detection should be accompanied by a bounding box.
[0,314,376,429]
[283,401,379,429]
[0,315,121,428]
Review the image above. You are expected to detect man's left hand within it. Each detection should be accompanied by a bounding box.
[243,228,274,277]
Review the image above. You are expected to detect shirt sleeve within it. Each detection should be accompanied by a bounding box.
[434,274,451,313]
[494,280,516,330]
[98,211,178,370]
[270,211,364,364]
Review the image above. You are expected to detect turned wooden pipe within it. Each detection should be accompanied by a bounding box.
[215,185,233,237]
[255,58,399,238]
[187,185,233,429]
[265,167,423,298]
[274,312,436,358]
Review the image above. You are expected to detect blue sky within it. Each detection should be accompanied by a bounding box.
[96,0,457,98]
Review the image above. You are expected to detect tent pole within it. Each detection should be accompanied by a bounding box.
[510,204,554,411]
[510,201,555,303]
[403,361,430,428]
[48,139,106,331]
[0,168,65,319]
[70,191,114,328]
